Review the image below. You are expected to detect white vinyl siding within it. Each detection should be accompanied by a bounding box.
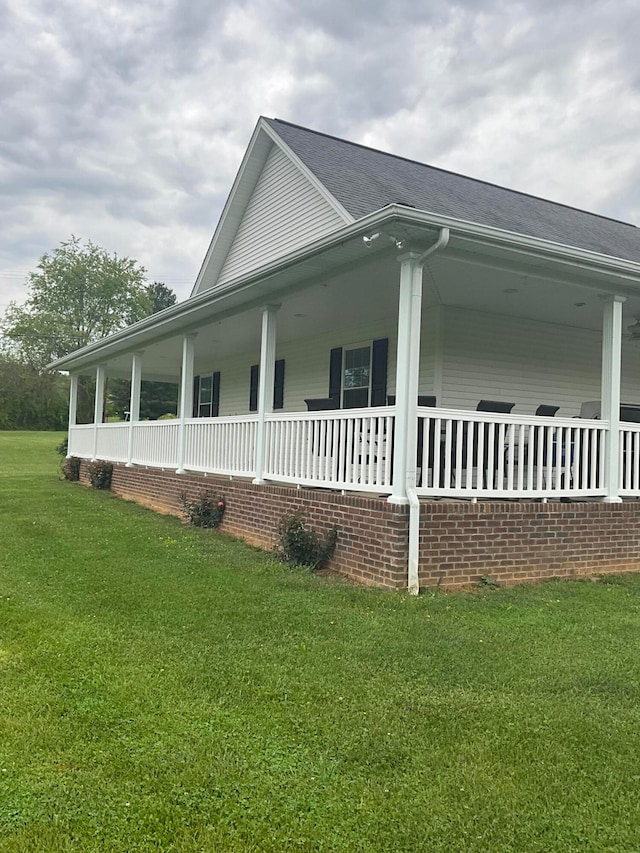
[192,306,640,419]
[217,144,345,286]
[440,307,608,416]
[197,320,396,416]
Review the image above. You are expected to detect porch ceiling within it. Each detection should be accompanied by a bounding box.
[52,208,640,381]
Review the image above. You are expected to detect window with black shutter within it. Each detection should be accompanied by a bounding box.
[194,371,221,417]
[336,338,387,408]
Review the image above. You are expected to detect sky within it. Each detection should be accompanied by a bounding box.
[2,0,640,313]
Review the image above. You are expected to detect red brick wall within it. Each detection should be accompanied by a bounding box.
[78,463,640,590]
[418,501,640,587]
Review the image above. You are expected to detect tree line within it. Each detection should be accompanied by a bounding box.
[1,237,178,430]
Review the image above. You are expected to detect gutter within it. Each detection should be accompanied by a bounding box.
[406,228,450,595]
[48,204,640,373]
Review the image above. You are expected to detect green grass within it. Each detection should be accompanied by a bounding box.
[3,432,640,851]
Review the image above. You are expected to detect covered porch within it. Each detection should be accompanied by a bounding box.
[69,402,640,501]
[63,210,640,506]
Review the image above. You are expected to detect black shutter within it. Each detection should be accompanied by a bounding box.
[212,371,221,417]
[274,359,285,410]
[192,376,200,418]
[370,338,389,406]
[329,347,342,407]
[249,364,259,412]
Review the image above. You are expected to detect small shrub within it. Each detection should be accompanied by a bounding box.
[274,512,337,570]
[55,436,68,457]
[180,492,226,528]
[87,460,113,490]
[158,413,177,420]
[62,456,81,482]
[480,574,500,589]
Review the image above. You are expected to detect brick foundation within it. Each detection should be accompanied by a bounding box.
[78,462,640,590]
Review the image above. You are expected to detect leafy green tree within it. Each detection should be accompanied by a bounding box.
[1,236,150,369]
[0,355,68,430]
[147,281,177,313]
[0,238,179,426]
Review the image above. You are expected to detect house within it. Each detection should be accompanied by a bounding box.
[50,117,640,591]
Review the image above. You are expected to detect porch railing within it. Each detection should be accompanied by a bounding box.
[415,408,607,500]
[68,406,621,499]
[619,424,640,495]
[264,408,394,492]
[183,416,257,477]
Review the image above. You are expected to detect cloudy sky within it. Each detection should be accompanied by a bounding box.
[2,0,639,312]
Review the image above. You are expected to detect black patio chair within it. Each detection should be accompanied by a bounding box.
[305,397,338,411]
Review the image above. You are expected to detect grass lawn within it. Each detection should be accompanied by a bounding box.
[3,433,640,851]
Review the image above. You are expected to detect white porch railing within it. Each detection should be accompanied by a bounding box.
[67,407,626,500]
[264,408,395,492]
[619,424,640,495]
[132,421,181,467]
[183,416,258,477]
[415,408,607,499]
[68,423,95,458]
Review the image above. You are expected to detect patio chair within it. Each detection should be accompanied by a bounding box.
[305,397,338,411]
[535,404,560,417]
[386,395,436,407]
[476,400,515,414]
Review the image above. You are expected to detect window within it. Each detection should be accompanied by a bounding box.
[328,338,388,409]
[193,372,220,417]
[342,344,371,409]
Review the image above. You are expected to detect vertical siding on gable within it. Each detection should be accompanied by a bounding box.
[217,145,345,286]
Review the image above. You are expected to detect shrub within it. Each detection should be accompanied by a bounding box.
[180,492,226,528]
[62,456,81,481]
[274,512,337,570]
[55,436,68,457]
[87,460,113,490]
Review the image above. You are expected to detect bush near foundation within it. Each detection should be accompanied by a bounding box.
[180,492,226,528]
[62,456,81,482]
[275,512,337,570]
[87,460,113,490]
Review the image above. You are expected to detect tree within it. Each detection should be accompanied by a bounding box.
[1,236,151,369]
[0,238,179,427]
[0,354,68,430]
[147,281,177,313]
[108,281,179,420]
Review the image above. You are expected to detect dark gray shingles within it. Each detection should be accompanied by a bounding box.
[265,118,640,264]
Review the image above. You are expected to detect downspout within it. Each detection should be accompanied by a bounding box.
[406,228,450,595]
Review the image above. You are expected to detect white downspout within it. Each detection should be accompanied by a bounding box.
[406,228,450,595]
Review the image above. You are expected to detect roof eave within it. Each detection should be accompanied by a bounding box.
[48,204,640,372]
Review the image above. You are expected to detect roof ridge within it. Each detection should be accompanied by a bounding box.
[266,117,637,231]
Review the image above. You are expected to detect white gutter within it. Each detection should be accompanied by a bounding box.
[49,203,640,373]
[406,228,450,596]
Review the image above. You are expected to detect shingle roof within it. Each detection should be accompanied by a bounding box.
[265,117,640,264]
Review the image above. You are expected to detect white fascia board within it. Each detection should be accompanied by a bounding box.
[259,119,354,225]
[48,204,640,372]
[393,205,640,282]
[190,120,273,298]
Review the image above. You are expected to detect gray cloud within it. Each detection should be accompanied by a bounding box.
[1,0,639,312]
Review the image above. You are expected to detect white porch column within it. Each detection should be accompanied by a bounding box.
[389,252,423,504]
[126,351,143,467]
[66,374,78,457]
[253,304,280,485]
[92,364,106,461]
[601,295,625,502]
[176,335,196,474]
